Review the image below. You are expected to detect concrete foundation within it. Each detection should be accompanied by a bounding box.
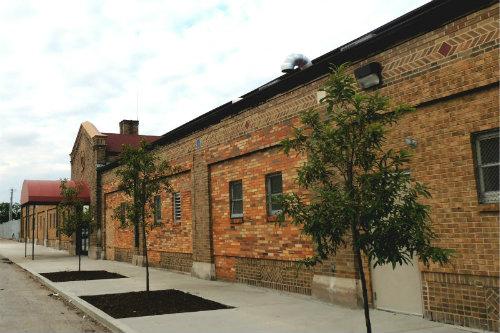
[311,275,362,308]
[88,246,102,260]
[191,261,215,280]
[132,254,145,267]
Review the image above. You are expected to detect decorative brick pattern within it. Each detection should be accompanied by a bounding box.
[114,247,133,263]
[236,257,314,295]
[159,252,193,273]
[422,272,499,331]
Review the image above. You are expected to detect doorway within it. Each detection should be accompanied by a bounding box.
[371,256,423,316]
[76,227,89,256]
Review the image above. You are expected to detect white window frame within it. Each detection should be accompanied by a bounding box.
[230,180,243,218]
[266,172,283,216]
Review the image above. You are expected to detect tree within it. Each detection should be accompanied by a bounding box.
[58,179,93,271]
[114,140,174,292]
[279,64,452,333]
[0,202,21,223]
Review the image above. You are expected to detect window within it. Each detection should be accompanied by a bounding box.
[473,129,499,203]
[266,172,283,215]
[230,180,243,218]
[154,195,162,224]
[173,192,181,222]
[119,203,126,222]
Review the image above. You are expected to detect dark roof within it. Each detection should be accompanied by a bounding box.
[102,133,160,154]
[99,0,496,173]
[20,180,90,205]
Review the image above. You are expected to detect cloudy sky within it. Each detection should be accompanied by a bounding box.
[0,0,429,203]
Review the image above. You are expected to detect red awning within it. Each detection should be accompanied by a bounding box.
[20,180,90,205]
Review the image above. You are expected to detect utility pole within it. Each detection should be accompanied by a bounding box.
[8,188,13,221]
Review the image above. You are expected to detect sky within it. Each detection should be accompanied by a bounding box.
[0,0,429,203]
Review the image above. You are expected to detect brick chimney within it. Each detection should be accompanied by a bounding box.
[119,120,139,135]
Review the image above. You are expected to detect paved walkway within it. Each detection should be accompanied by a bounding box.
[0,239,476,333]
[0,252,108,333]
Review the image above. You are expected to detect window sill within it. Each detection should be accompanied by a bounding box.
[230,217,243,224]
[478,203,499,212]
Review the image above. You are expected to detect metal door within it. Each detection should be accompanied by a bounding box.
[371,255,423,316]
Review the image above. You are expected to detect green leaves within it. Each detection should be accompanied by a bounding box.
[280,64,452,269]
[114,140,174,230]
[57,179,93,237]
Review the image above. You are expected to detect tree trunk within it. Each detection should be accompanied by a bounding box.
[78,252,81,272]
[353,230,372,333]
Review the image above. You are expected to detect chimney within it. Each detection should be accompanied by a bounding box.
[119,120,139,135]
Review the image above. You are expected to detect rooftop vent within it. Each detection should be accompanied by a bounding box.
[280,53,312,73]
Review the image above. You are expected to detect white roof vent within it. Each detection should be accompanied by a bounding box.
[281,53,312,73]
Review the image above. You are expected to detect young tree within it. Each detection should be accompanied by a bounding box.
[279,64,452,333]
[114,140,174,292]
[58,179,93,271]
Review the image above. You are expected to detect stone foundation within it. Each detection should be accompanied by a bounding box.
[311,275,362,308]
[191,261,215,280]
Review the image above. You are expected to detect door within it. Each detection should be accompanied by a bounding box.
[76,227,89,255]
[371,256,423,316]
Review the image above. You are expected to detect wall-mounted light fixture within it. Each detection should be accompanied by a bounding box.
[354,62,382,89]
[405,137,418,148]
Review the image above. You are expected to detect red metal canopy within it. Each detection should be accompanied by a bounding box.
[20,180,90,205]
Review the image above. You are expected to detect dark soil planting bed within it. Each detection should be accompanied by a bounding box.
[80,289,234,318]
[40,270,127,282]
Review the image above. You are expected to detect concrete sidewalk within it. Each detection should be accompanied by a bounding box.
[0,239,478,333]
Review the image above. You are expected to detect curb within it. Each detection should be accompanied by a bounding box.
[10,259,135,333]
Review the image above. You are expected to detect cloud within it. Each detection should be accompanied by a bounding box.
[0,0,429,202]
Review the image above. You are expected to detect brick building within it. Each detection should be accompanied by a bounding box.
[20,120,159,257]
[22,0,499,331]
[69,119,159,259]
[19,180,90,255]
[95,1,499,330]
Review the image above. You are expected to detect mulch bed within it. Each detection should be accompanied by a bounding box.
[80,289,234,318]
[40,270,127,282]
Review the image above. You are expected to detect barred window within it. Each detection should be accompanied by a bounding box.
[230,180,243,218]
[154,195,162,224]
[473,129,499,203]
[173,192,181,222]
[266,172,283,215]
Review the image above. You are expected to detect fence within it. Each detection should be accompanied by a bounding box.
[0,219,20,240]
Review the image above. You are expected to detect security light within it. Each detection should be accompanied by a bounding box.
[354,62,382,89]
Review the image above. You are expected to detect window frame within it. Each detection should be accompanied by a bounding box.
[472,128,499,204]
[266,172,283,216]
[154,195,162,225]
[229,180,243,218]
[173,192,181,223]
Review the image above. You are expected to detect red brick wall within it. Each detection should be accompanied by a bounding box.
[98,3,499,330]
[103,170,193,269]
[147,172,193,267]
